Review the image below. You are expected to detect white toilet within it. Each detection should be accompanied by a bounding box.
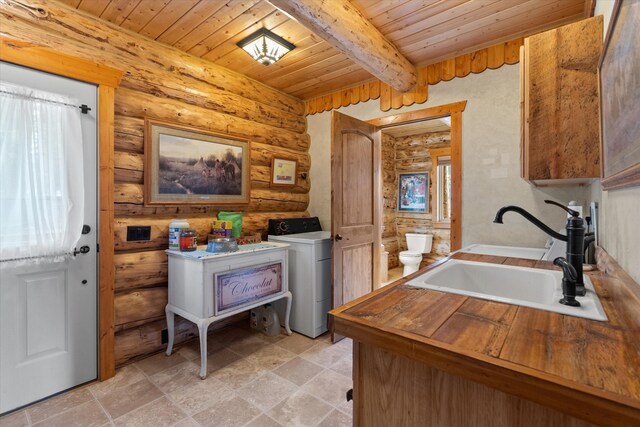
[399,233,433,277]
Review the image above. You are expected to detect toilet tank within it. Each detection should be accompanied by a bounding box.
[406,233,433,253]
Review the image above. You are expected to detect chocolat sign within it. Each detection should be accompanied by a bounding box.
[215,262,283,314]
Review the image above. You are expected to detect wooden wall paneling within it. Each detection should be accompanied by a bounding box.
[115,250,168,291]
[114,88,309,151]
[115,286,168,328]
[137,0,200,40]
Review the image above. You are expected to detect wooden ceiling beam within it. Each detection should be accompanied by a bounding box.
[268,0,417,93]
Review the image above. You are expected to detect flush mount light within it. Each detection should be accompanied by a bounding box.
[237,28,295,65]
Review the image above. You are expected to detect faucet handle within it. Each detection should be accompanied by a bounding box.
[553,257,577,280]
[544,200,580,217]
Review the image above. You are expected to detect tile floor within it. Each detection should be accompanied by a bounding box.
[0,324,353,427]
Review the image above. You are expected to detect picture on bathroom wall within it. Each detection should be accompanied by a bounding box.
[398,172,428,212]
[599,0,640,190]
[144,119,250,205]
[271,157,297,186]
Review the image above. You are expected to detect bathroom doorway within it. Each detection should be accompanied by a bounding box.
[368,101,465,287]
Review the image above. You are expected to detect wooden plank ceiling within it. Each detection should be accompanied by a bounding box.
[59,0,591,100]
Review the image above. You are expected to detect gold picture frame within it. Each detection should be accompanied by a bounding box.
[144,119,250,205]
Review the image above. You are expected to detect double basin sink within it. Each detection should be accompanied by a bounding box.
[405,245,607,321]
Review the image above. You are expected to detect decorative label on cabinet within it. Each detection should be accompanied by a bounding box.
[215,262,283,315]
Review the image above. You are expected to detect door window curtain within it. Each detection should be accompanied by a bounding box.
[0,82,84,267]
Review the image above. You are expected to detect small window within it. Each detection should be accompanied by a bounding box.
[430,148,452,228]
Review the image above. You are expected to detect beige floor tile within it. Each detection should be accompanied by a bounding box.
[192,395,261,427]
[246,344,296,371]
[318,409,352,427]
[173,341,201,361]
[208,326,253,348]
[267,390,332,427]
[337,400,353,417]
[149,360,201,394]
[244,414,282,427]
[225,333,268,357]
[27,387,93,424]
[89,365,146,400]
[211,358,269,390]
[205,347,242,373]
[300,342,350,368]
[0,410,29,427]
[32,400,108,427]
[274,333,317,354]
[135,352,187,376]
[113,397,186,427]
[167,376,232,416]
[301,369,352,407]
[238,372,298,412]
[170,417,200,427]
[272,357,324,386]
[329,354,353,379]
[96,378,162,419]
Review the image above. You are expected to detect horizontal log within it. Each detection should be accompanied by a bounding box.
[115,286,167,327]
[115,88,310,152]
[114,132,143,153]
[114,211,310,251]
[395,159,433,172]
[122,71,306,133]
[115,250,168,291]
[114,313,247,366]
[0,0,304,116]
[114,184,309,213]
[115,168,143,184]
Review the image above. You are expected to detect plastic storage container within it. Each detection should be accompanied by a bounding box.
[261,304,280,337]
[169,219,190,250]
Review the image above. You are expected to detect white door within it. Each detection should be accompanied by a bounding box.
[0,62,98,413]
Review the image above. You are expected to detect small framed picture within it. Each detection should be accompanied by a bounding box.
[398,172,428,212]
[271,157,297,186]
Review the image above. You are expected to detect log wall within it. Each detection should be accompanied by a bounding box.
[382,131,452,270]
[0,0,310,366]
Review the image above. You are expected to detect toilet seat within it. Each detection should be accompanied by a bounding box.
[399,250,422,258]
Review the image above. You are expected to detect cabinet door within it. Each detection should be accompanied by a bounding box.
[521,16,602,184]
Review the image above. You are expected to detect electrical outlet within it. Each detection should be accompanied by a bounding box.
[127,226,151,241]
[161,329,168,344]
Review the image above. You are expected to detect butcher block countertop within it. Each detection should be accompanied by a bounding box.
[330,249,640,426]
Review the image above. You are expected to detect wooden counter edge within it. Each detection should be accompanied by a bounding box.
[330,251,640,426]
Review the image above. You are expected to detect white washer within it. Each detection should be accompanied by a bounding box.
[268,231,332,338]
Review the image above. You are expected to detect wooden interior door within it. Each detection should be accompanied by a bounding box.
[331,111,381,340]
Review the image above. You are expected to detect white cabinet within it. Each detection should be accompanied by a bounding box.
[269,232,332,338]
[165,243,292,379]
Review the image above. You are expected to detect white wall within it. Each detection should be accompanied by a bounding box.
[307,65,590,249]
[588,0,640,284]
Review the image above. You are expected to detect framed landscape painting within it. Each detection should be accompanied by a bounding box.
[398,172,428,212]
[144,119,250,205]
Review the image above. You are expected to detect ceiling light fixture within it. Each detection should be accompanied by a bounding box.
[237,28,295,65]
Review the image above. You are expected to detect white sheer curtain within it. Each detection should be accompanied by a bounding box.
[0,82,84,267]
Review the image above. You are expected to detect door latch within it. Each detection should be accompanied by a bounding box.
[334,234,343,241]
[73,245,91,256]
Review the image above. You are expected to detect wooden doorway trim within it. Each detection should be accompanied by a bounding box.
[1,37,123,381]
[368,101,466,250]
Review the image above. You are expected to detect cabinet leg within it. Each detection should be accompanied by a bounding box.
[165,306,175,356]
[198,321,209,380]
[283,291,293,336]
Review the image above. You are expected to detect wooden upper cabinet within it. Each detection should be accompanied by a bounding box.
[520,16,603,185]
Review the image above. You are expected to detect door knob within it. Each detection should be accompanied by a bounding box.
[73,245,91,256]
[334,234,343,241]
